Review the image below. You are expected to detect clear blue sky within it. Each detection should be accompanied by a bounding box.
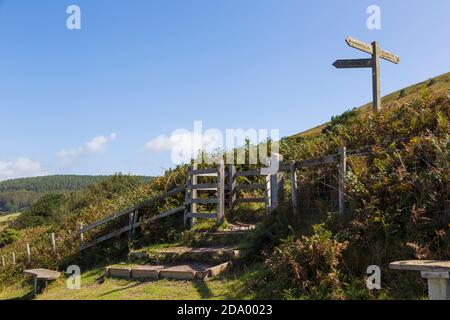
[0,0,449,180]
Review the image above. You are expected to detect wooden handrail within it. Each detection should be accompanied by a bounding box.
[79,187,185,234]
[80,205,185,251]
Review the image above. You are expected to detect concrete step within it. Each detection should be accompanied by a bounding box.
[129,245,248,264]
[106,261,231,281]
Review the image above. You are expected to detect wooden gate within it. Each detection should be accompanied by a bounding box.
[184,162,225,227]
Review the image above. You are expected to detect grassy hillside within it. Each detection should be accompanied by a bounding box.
[0,74,448,300]
[294,71,450,138]
[0,175,154,213]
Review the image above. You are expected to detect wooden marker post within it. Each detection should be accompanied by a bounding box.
[338,147,347,216]
[333,37,400,112]
[78,223,84,244]
[1,256,5,267]
[228,165,237,210]
[26,243,31,264]
[290,161,299,215]
[217,161,225,224]
[12,252,16,265]
[50,233,57,255]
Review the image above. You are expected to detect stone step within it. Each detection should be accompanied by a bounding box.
[106,262,231,281]
[129,245,248,264]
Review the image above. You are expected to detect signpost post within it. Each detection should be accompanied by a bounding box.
[333,37,400,112]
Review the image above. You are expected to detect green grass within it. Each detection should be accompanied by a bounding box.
[0,212,21,223]
[0,267,255,300]
[0,212,21,231]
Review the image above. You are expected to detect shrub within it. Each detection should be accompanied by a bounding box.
[0,229,19,248]
[12,193,66,229]
[250,224,348,299]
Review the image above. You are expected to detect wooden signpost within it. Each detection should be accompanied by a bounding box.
[333,37,400,112]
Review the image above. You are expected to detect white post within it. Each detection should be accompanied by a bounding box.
[1,255,5,267]
[12,252,16,265]
[50,233,57,255]
[190,163,198,228]
[421,272,450,300]
[265,175,271,213]
[78,223,84,244]
[26,243,31,264]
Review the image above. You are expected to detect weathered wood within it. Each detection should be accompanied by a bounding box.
[184,174,191,227]
[80,224,133,251]
[50,233,56,255]
[132,210,139,238]
[228,165,237,209]
[78,187,185,234]
[390,260,450,300]
[290,161,299,215]
[217,161,225,223]
[372,41,381,112]
[345,37,373,55]
[339,147,347,216]
[235,198,266,204]
[82,206,185,251]
[297,154,339,168]
[270,172,285,210]
[148,206,185,222]
[390,260,450,273]
[338,37,399,113]
[333,59,372,69]
[191,163,198,228]
[188,168,218,176]
[24,269,61,281]
[236,184,266,191]
[236,169,263,177]
[189,198,219,205]
[26,243,31,264]
[346,37,400,64]
[185,213,219,220]
[189,183,218,190]
[265,175,271,213]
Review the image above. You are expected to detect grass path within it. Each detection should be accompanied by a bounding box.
[0,267,256,300]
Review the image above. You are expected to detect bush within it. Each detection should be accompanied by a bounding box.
[250,224,348,299]
[12,193,66,229]
[0,229,20,248]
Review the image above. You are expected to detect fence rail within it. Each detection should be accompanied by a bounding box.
[77,147,353,251]
[78,187,186,251]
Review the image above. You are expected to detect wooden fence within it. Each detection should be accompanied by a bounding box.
[73,146,351,251]
[0,232,58,268]
[78,187,186,251]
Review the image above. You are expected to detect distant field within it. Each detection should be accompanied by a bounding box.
[0,213,21,231]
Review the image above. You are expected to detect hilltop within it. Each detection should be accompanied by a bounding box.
[294,71,450,138]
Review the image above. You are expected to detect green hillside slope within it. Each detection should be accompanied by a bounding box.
[294,71,450,138]
[0,175,154,213]
[0,73,449,300]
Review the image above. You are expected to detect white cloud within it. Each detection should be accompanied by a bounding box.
[0,158,43,180]
[144,130,223,165]
[57,133,117,163]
